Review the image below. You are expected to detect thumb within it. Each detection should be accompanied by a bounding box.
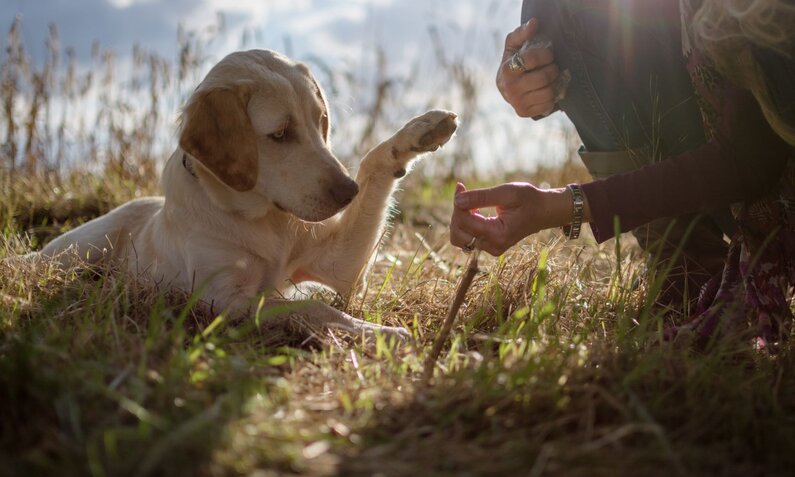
[454,182,479,213]
[455,184,516,210]
[505,17,539,51]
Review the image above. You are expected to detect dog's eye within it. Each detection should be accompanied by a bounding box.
[269,127,288,142]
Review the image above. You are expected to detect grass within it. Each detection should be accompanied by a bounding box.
[1,168,794,477]
[2,13,794,477]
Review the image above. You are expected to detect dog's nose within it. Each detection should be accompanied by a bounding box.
[330,179,359,207]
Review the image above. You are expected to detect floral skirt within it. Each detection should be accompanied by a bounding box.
[666,157,795,348]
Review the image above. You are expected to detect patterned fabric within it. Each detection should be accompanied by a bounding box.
[689,65,722,139]
[670,161,795,348]
[669,0,795,348]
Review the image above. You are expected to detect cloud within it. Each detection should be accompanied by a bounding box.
[2,0,521,71]
[3,0,204,63]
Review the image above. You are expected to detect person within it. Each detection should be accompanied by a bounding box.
[450,0,795,345]
[465,0,738,312]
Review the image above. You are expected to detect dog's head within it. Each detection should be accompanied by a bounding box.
[178,49,358,222]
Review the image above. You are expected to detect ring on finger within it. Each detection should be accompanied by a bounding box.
[507,52,526,73]
[462,236,477,253]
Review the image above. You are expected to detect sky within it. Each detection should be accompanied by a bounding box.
[5,0,516,66]
[1,0,575,174]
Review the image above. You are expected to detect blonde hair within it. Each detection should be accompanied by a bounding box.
[692,0,795,145]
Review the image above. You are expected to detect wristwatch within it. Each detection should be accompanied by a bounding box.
[562,183,584,240]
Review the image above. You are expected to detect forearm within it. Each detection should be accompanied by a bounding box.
[579,88,789,243]
[580,137,788,243]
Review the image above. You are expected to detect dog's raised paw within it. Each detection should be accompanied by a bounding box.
[391,110,458,166]
[412,111,458,153]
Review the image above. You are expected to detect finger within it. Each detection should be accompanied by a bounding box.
[503,86,553,116]
[454,184,518,210]
[513,90,557,118]
[505,63,560,98]
[449,223,474,248]
[454,219,510,257]
[527,102,556,120]
[520,87,556,109]
[500,46,554,82]
[450,229,481,250]
[458,216,521,257]
[500,64,559,109]
[516,63,560,91]
[452,208,514,256]
[504,18,539,54]
[450,207,480,247]
[454,211,502,242]
[514,47,554,73]
[454,182,481,215]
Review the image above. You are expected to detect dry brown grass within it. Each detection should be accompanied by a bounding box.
[4,190,794,477]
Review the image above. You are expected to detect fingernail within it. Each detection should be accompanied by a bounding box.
[455,193,469,208]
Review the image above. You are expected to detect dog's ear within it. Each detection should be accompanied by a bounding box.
[179,86,258,192]
[315,80,330,144]
[300,64,330,144]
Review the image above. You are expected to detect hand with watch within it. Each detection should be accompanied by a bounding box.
[449,182,589,257]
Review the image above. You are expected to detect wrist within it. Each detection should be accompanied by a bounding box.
[542,187,574,229]
[557,186,592,221]
[544,185,591,235]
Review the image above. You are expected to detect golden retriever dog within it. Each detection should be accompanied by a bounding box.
[37,49,457,340]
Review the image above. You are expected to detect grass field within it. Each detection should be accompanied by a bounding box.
[2,16,795,477]
[2,167,794,477]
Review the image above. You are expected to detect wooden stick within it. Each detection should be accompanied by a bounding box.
[421,249,480,386]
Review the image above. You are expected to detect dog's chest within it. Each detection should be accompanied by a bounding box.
[236,237,295,295]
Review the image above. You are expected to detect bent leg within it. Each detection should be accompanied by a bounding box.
[521,0,733,308]
[257,299,410,342]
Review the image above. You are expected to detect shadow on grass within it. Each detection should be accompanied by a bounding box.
[0,262,322,477]
[334,334,795,477]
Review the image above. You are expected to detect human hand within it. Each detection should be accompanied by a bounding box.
[496,18,560,119]
[450,182,574,256]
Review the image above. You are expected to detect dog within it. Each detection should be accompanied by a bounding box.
[36,49,457,340]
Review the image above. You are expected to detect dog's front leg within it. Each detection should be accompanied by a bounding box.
[305,110,458,294]
[255,299,411,342]
[198,268,411,342]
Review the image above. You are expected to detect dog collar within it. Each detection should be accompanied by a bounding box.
[182,153,197,179]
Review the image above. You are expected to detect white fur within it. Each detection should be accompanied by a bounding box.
[38,50,457,340]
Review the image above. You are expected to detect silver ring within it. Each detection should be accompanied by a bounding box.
[462,236,477,253]
[507,52,526,73]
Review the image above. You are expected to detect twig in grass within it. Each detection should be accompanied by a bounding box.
[421,249,480,385]
[413,231,450,274]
